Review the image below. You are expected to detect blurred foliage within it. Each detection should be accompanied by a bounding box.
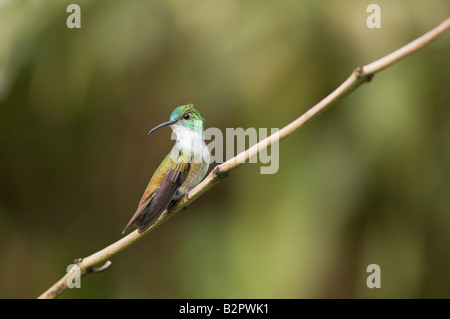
[0,0,449,298]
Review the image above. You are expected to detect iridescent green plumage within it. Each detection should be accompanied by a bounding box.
[122,104,210,234]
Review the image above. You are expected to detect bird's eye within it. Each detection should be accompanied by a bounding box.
[183,113,191,120]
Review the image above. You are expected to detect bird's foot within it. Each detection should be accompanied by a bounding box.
[185,188,193,200]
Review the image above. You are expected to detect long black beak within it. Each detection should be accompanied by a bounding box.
[148,120,177,135]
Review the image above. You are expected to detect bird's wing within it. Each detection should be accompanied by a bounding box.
[122,153,171,234]
[121,191,155,234]
[137,161,190,233]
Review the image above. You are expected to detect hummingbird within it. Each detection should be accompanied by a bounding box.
[122,104,210,234]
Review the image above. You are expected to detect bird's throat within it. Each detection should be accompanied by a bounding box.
[173,126,207,159]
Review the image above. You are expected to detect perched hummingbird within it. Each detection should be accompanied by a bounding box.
[122,104,210,234]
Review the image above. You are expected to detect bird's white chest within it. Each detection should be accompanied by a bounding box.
[173,126,210,164]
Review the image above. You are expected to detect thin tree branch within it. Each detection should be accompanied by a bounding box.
[37,16,450,299]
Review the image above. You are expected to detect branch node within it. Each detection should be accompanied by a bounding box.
[213,166,228,179]
[354,67,374,83]
[86,260,112,274]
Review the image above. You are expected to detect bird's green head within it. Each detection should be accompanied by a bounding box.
[170,104,205,129]
[149,104,205,135]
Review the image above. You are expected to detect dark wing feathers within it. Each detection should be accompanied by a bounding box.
[137,162,190,233]
[121,193,154,234]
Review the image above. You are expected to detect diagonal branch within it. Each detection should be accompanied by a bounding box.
[37,16,450,299]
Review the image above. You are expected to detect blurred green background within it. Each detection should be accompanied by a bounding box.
[0,0,449,298]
